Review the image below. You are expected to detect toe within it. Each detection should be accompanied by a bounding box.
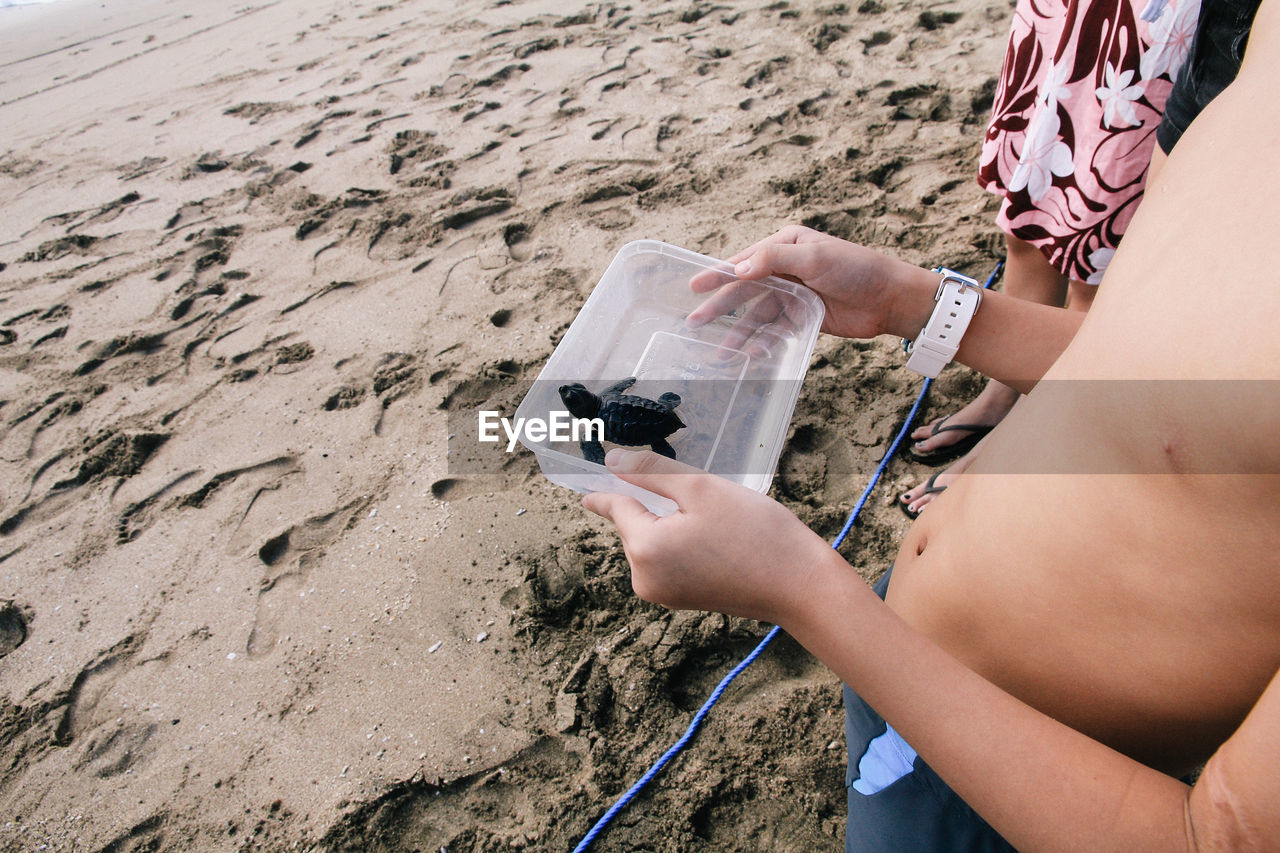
[904,490,941,516]
[909,416,944,442]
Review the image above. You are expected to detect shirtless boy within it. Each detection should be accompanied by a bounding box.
[584,0,1280,848]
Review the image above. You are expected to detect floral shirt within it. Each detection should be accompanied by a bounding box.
[978,0,1200,283]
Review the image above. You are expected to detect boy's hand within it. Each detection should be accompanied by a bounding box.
[687,225,936,342]
[582,448,837,626]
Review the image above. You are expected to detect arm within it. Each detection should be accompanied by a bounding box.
[794,553,1195,853]
[584,449,1280,852]
[710,226,1082,393]
[793,542,1280,852]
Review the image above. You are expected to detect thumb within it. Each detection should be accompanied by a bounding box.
[604,448,704,504]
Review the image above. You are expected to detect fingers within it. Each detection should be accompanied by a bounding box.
[582,490,656,532]
[689,226,819,295]
[688,225,832,332]
[603,448,706,505]
[718,292,789,355]
[733,242,822,283]
[725,225,815,265]
[686,278,767,329]
[688,266,736,295]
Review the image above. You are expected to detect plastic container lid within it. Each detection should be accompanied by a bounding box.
[514,239,824,515]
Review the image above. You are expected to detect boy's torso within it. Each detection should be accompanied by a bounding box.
[888,66,1280,774]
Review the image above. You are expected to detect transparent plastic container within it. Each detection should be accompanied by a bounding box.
[515,239,824,515]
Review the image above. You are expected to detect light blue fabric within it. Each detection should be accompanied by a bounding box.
[1140,0,1169,21]
[851,723,918,795]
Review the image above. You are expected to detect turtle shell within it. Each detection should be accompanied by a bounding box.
[598,393,684,446]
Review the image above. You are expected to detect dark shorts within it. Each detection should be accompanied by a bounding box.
[843,568,1015,853]
[1156,0,1260,153]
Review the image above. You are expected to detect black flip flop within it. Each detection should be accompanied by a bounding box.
[899,471,948,520]
[905,415,994,466]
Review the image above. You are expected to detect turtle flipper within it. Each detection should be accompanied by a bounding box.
[650,438,676,460]
[604,377,637,395]
[581,439,606,465]
[657,392,681,407]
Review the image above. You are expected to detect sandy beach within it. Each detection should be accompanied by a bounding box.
[0,0,1006,848]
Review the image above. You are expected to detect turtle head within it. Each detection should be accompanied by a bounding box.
[558,383,599,418]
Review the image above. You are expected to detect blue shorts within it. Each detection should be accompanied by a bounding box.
[1155,0,1260,153]
[844,569,1015,852]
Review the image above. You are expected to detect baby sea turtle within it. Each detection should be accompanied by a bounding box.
[558,377,684,464]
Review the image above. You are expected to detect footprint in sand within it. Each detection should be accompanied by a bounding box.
[95,816,167,853]
[273,341,315,371]
[54,634,144,747]
[323,384,366,411]
[388,129,448,176]
[503,222,533,261]
[0,601,30,657]
[776,423,838,504]
[917,10,963,29]
[812,22,849,52]
[861,30,893,51]
[439,186,514,231]
[429,477,491,501]
[77,721,158,778]
[245,500,367,659]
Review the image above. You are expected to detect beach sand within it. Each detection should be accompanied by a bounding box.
[0,0,1005,848]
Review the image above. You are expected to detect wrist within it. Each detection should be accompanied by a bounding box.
[883,261,945,340]
[771,540,865,632]
[903,267,984,378]
[775,548,892,687]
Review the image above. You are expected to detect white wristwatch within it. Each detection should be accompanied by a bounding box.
[904,267,983,378]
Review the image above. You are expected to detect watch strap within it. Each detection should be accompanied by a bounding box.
[904,268,982,378]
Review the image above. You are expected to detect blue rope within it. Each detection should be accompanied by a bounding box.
[570,261,1003,852]
[569,625,782,853]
